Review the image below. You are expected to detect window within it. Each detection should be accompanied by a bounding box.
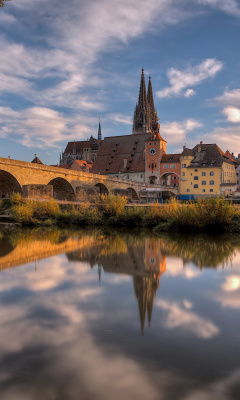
[202,172,206,176]
[181,164,186,168]
[202,189,206,193]
[171,164,176,169]
[187,189,190,192]
[194,176,198,180]
[164,164,169,169]
[202,181,206,185]
[141,174,143,178]
[127,175,129,179]
[194,184,198,188]
[210,189,213,192]
[210,180,214,185]
[210,171,214,176]
[182,172,185,176]
[195,169,198,172]
[174,176,177,180]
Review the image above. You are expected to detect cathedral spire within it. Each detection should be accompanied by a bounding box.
[132,68,151,135]
[98,120,102,141]
[147,76,158,124]
[138,68,148,111]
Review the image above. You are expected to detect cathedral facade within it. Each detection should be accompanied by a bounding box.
[60,122,102,166]
[92,69,177,186]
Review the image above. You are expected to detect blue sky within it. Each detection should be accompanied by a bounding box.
[0,0,240,164]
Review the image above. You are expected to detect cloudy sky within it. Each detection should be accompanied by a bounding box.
[0,0,240,164]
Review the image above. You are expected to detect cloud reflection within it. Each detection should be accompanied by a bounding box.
[156,300,220,339]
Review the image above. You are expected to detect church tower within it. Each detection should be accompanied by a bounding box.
[145,121,167,185]
[132,68,152,134]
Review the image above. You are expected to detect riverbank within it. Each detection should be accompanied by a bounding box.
[1,194,240,233]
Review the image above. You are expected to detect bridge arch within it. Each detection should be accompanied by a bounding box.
[160,172,179,187]
[0,170,22,198]
[48,177,76,201]
[94,183,109,195]
[127,188,138,201]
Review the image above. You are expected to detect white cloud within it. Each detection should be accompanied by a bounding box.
[203,125,240,153]
[156,299,220,339]
[0,106,93,148]
[157,58,223,98]
[196,0,240,17]
[223,106,240,123]
[109,113,132,125]
[161,118,202,145]
[214,88,240,107]
[185,89,196,97]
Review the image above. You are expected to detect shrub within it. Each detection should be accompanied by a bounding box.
[97,194,127,217]
[10,192,24,206]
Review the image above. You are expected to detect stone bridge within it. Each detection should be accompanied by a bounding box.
[0,157,143,201]
[0,157,178,201]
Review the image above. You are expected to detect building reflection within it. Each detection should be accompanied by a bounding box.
[68,237,166,334]
[1,228,239,333]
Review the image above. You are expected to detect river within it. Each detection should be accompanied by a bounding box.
[0,227,239,400]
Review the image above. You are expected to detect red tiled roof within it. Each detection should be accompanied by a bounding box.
[91,133,152,174]
[225,150,235,161]
[161,154,180,163]
[31,157,43,164]
[181,148,194,157]
[64,137,100,154]
[188,143,235,168]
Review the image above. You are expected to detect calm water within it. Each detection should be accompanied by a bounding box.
[0,228,240,400]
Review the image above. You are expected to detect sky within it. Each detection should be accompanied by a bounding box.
[0,0,240,165]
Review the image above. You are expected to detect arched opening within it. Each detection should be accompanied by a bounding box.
[0,170,22,198]
[162,190,177,200]
[95,183,109,195]
[149,176,157,185]
[48,178,75,201]
[160,172,179,187]
[127,188,138,201]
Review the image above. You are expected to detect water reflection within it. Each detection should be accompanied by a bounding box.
[0,228,240,399]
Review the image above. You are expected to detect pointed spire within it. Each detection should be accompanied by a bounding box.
[138,68,148,109]
[132,68,152,134]
[98,120,102,141]
[98,262,101,284]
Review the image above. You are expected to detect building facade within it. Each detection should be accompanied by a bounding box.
[179,143,237,196]
[60,122,102,166]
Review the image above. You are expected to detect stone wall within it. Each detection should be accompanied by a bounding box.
[22,184,53,199]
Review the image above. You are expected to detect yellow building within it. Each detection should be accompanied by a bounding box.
[179,142,237,197]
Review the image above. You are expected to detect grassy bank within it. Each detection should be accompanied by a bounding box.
[1,194,240,233]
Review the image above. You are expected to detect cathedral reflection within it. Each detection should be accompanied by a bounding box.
[68,237,166,334]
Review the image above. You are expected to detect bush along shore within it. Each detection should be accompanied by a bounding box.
[1,193,240,233]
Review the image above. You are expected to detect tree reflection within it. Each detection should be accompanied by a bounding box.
[160,234,240,269]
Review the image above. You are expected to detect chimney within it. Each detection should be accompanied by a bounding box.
[200,141,203,145]
[183,145,186,150]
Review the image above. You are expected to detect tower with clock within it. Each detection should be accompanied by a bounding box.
[145,120,167,185]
